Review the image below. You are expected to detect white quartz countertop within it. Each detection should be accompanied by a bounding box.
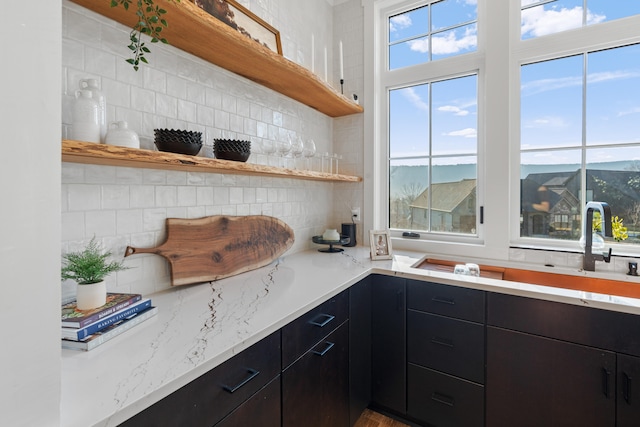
[61,246,640,427]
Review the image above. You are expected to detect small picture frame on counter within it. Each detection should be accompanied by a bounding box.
[370,230,392,260]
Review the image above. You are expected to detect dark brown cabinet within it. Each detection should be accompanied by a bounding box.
[487,326,615,427]
[617,353,640,426]
[281,290,350,427]
[282,322,350,427]
[487,292,640,427]
[371,275,406,415]
[119,330,281,427]
[215,376,281,427]
[406,280,486,427]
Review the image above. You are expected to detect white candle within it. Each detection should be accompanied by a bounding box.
[339,41,344,80]
[311,34,315,73]
[324,47,328,81]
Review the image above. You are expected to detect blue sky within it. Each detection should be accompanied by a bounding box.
[388,1,640,166]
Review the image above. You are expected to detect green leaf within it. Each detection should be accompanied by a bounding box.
[142,46,151,53]
[140,57,149,64]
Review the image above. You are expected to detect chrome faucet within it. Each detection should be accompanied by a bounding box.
[582,201,613,271]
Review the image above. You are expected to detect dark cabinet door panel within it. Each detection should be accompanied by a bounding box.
[282,322,350,427]
[407,364,484,427]
[617,353,640,427]
[408,310,485,384]
[215,376,281,427]
[371,275,406,415]
[487,326,615,427]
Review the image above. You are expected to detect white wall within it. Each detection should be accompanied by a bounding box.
[0,2,62,427]
[61,0,364,297]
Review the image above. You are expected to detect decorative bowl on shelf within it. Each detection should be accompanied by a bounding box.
[214,139,251,162]
[154,129,202,155]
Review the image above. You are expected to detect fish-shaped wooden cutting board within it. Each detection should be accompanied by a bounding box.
[124,215,294,286]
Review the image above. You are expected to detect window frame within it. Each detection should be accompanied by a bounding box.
[510,14,640,255]
[375,0,486,247]
[365,0,640,259]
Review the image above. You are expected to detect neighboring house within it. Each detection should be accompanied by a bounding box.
[410,179,477,233]
[521,169,640,239]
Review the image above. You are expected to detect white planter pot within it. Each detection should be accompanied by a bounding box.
[76,280,107,310]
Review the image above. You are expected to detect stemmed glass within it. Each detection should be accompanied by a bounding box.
[276,134,292,168]
[302,138,316,171]
[261,138,276,166]
[290,135,304,169]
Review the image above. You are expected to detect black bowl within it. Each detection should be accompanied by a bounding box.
[214,148,251,162]
[154,129,202,155]
[214,139,251,153]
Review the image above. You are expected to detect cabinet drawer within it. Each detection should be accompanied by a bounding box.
[408,310,485,384]
[488,292,640,356]
[120,330,281,427]
[408,364,484,427]
[282,290,349,368]
[407,280,485,322]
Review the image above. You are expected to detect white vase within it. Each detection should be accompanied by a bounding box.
[76,280,107,310]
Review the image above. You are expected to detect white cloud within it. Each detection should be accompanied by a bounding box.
[522,115,568,129]
[401,87,429,111]
[438,105,470,116]
[618,107,640,117]
[521,6,605,38]
[431,26,477,55]
[445,128,477,138]
[522,70,640,97]
[390,14,412,33]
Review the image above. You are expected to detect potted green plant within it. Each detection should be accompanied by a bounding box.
[61,237,129,310]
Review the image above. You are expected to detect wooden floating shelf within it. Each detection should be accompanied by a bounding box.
[62,140,362,183]
[68,0,363,118]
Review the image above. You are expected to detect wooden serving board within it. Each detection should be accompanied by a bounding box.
[124,215,294,286]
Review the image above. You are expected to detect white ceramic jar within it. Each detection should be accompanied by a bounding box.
[79,78,107,142]
[105,121,140,148]
[71,89,101,143]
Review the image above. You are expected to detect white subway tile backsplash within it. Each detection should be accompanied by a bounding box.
[116,209,143,235]
[85,210,117,236]
[67,184,101,211]
[102,185,130,209]
[61,0,357,296]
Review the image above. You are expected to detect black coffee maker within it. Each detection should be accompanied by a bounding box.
[342,223,357,247]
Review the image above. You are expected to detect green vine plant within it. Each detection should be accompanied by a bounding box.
[110,0,181,71]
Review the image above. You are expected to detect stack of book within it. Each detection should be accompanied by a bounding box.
[61,292,157,351]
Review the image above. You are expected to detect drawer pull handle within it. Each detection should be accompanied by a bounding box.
[223,368,260,394]
[313,341,335,357]
[309,313,335,328]
[602,367,611,398]
[623,372,632,404]
[432,296,455,305]
[431,336,454,348]
[431,392,455,407]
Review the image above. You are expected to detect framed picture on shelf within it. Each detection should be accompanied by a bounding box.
[192,0,283,55]
[369,230,392,260]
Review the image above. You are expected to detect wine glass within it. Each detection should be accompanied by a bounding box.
[261,138,276,166]
[276,133,292,168]
[302,138,316,171]
[290,135,304,169]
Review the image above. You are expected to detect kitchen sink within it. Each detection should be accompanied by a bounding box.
[415,258,640,299]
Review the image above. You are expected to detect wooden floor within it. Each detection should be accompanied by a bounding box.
[354,409,410,427]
